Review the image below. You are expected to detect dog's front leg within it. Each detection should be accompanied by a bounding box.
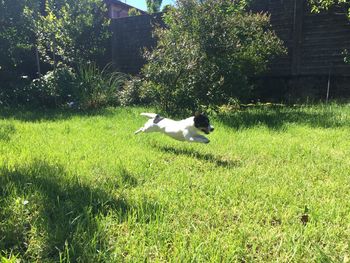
[185,134,210,144]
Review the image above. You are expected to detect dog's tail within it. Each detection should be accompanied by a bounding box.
[140,113,158,119]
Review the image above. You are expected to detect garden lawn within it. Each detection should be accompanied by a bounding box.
[0,104,350,262]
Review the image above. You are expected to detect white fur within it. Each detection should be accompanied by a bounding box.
[135,113,212,144]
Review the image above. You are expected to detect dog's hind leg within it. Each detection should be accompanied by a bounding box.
[134,128,143,134]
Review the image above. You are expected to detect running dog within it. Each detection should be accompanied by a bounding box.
[135,112,214,143]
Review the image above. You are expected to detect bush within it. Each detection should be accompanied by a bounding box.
[0,0,111,106]
[118,78,156,106]
[11,65,75,107]
[0,73,31,106]
[142,0,286,114]
[75,64,126,109]
[1,63,127,109]
[118,78,142,106]
[128,8,141,16]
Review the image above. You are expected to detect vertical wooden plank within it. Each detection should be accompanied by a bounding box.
[35,46,41,77]
[291,0,304,75]
[112,19,121,71]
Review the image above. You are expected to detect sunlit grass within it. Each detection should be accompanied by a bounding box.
[1,104,350,262]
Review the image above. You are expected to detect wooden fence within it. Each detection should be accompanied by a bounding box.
[111,13,163,74]
[252,0,350,77]
[111,0,350,77]
[110,1,350,99]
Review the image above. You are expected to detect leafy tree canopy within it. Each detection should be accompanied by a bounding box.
[309,0,349,15]
[146,0,163,13]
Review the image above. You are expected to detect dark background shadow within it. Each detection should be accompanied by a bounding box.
[0,160,162,262]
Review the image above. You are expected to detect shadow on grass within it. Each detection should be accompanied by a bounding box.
[0,107,116,122]
[0,124,16,141]
[0,160,162,262]
[156,145,241,168]
[217,107,350,130]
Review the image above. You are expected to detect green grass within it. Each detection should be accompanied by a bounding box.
[0,104,350,262]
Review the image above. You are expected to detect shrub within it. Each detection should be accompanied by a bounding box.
[142,0,286,114]
[0,0,112,107]
[1,63,128,109]
[29,0,111,67]
[128,8,142,16]
[18,65,75,107]
[75,64,126,109]
[0,73,31,106]
[118,77,143,106]
[8,63,127,109]
[118,78,156,106]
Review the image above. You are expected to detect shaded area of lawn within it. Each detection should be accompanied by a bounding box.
[0,107,116,122]
[217,105,350,130]
[0,160,162,262]
[155,145,242,168]
[0,124,16,141]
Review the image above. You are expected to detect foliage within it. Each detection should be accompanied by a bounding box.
[0,0,38,72]
[1,0,110,69]
[0,0,112,107]
[309,0,349,15]
[128,8,142,16]
[4,63,126,109]
[162,4,174,12]
[308,0,349,63]
[118,78,143,106]
[28,0,111,67]
[24,64,76,107]
[118,78,156,106]
[0,0,41,99]
[1,65,75,108]
[142,0,286,114]
[75,64,127,109]
[146,0,163,13]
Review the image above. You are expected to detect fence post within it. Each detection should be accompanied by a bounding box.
[35,46,41,77]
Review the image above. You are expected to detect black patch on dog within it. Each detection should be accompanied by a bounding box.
[153,114,164,124]
[194,113,210,134]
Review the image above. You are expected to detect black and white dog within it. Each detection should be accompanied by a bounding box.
[135,112,214,143]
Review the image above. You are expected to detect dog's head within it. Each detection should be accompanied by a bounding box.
[194,112,214,134]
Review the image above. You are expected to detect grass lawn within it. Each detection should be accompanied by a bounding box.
[0,104,350,262]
